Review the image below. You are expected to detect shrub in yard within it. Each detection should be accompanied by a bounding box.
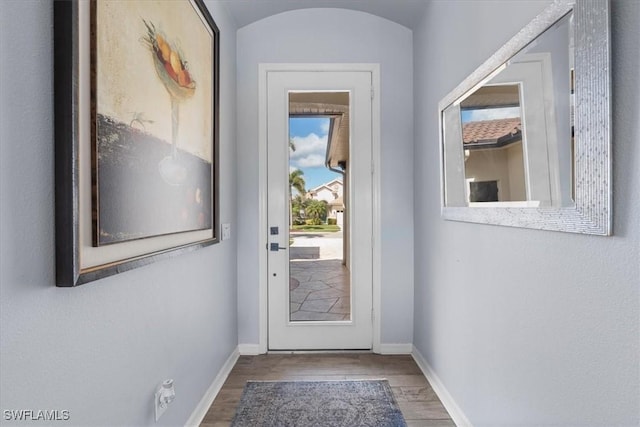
[327,218,337,225]
[305,199,328,223]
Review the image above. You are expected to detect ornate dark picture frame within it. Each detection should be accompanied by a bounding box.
[54,0,220,287]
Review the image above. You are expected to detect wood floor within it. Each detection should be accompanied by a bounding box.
[200,353,455,427]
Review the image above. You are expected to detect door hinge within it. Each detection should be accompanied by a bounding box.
[370,86,374,100]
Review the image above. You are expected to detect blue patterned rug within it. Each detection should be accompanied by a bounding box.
[230,380,407,427]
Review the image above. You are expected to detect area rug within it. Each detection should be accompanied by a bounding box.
[230,380,407,427]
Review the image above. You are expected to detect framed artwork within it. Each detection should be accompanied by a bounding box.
[54,0,220,287]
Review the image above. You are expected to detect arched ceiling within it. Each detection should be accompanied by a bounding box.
[219,0,429,30]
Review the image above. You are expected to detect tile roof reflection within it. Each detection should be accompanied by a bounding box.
[462,117,522,146]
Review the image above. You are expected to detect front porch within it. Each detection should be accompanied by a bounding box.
[288,231,350,321]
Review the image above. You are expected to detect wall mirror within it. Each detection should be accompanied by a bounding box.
[439,0,611,235]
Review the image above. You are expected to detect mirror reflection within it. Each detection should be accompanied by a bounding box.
[444,11,575,208]
[462,84,525,203]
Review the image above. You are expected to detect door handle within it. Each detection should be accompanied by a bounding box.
[270,243,287,251]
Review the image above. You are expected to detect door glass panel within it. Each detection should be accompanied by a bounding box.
[288,91,351,322]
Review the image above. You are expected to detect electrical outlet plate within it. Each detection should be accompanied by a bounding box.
[222,223,231,240]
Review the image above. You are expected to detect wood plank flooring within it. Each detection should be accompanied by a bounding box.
[200,353,455,427]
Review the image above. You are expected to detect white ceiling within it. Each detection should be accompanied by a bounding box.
[218,0,430,30]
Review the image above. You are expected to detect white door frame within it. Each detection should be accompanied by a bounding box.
[257,63,381,353]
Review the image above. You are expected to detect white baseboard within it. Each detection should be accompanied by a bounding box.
[185,347,240,427]
[377,343,413,354]
[412,345,472,427]
[238,343,263,355]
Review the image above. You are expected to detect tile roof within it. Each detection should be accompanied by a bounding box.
[462,117,522,146]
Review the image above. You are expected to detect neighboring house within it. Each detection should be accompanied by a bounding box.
[306,178,343,202]
[306,179,344,226]
[462,117,525,202]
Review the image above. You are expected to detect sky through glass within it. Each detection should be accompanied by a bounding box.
[289,117,341,193]
[460,106,521,124]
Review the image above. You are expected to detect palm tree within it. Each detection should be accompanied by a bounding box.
[289,169,306,225]
[289,169,306,197]
[291,195,307,225]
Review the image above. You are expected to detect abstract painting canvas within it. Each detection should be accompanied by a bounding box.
[94,0,216,245]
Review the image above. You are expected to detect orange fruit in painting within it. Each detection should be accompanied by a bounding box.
[178,69,191,87]
[156,34,171,62]
[164,61,178,82]
[170,50,182,75]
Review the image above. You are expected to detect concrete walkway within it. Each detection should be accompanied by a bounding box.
[289,231,350,321]
[289,231,343,260]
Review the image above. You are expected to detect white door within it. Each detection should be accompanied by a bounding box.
[267,70,373,350]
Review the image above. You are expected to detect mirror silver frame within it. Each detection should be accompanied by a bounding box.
[439,0,611,235]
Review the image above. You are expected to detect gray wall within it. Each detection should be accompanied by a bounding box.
[413,0,639,425]
[0,1,238,425]
[236,8,415,347]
